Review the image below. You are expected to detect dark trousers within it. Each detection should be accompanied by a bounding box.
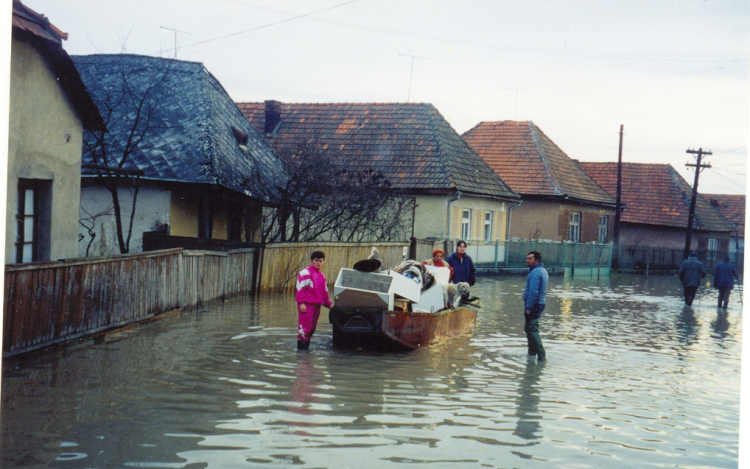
[524,304,546,361]
[684,286,698,306]
[717,288,731,308]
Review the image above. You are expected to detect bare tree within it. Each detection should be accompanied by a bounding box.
[78,203,114,257]
[77,60,172,254]
[261,142,414,244]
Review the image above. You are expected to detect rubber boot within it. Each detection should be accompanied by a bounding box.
[297,340,310,350]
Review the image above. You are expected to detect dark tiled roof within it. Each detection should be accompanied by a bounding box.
[237,102,518,200]
[73,55,287,201]
[462,121,615,206]
[703,194,745,237]
[578,162,736,232]
[12,1,105,131]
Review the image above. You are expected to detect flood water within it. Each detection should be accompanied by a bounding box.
[1,273,743,468]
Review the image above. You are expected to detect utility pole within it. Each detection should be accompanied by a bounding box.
[612,124,624,268]
[399,53,427,102]
[683,148,712,259]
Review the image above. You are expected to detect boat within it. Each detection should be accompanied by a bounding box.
[329,266,479,350]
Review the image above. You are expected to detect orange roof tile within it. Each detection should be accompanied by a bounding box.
[462,121,615,206]
[578,162,736,232]
[703,194,745,237]
[237,102,518,200]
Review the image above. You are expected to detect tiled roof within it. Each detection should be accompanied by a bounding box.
[73,55,287,201]
[578,162,736,232]
[703,194,745,237]
[462,121,615,206]
[237,102,518,200]
[12,1,105,131]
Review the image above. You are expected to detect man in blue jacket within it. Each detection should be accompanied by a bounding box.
[523,251,548,362]
[679,251,707,306]
[713,256,739,309]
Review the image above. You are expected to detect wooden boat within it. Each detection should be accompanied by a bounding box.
[329,304,478,351]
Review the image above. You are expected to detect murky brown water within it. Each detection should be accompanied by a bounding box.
[1,273,742,468]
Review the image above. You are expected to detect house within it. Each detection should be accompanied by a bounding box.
[237,101,519,253]
[703,193,745,258]
[6,0,105,263]
[72,54,288,257]
[578,162,736,258]
[462,121,616,243]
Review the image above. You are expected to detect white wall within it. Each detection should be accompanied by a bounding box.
[79,184,171,257]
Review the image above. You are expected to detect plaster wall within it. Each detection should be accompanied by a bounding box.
[6,38,84,262]
[79,184,171,257]
[414,194,509,243]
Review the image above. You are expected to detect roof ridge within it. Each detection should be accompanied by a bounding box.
[426,104,456,189]
[528,122,563,196]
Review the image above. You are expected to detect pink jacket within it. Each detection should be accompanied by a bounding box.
[295,264,332,307]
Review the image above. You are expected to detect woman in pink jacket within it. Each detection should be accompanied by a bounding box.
[295,251,332,350]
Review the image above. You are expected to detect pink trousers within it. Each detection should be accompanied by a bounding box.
[297,303,321,341]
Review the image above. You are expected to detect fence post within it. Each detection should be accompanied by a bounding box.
[494,239,499,269]
[572,243,577,276]
[562,242,566,271]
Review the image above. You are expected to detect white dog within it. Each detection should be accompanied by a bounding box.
[443,282,470,309]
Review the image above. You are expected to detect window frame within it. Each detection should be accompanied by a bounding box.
[598,215,609,243]
[568,212,581,243]
[461,209,472,240]
[483,211,494,242]
[16,181,40,263]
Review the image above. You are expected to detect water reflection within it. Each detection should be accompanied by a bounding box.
[1,273,742,468]
[513,359,544,442]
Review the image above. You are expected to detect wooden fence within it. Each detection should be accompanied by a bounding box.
[259,242,410,293]
[3,248,257,356]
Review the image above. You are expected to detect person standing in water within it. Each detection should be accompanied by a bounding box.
[295,251,332,350]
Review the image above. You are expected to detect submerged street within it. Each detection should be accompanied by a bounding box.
[1,273,742,468]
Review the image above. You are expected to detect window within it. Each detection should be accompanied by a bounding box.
[708,238,718,259]
[484,211,494,242]
[598,215,608,243]
[568,212,581,242]
[16,183,38,263]
[461,209,472,240]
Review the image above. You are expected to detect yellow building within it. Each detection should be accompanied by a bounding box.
[6,1,105,263]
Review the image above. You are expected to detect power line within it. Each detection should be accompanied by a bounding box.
[159,0,360,54]
[219,1,749,63]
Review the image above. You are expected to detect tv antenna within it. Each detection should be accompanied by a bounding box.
[399,53,428,102]
[160,26,192,58]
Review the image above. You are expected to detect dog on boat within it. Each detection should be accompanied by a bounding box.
[443,282,470,309]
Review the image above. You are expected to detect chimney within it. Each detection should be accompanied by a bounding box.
[264,100,282,134]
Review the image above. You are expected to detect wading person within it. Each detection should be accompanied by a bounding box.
[446,241,476,303]
[295,251,332,350]
[713,256,739,309]
[523,251,548,363]
[422,248,454,281]
[679,251,707,306]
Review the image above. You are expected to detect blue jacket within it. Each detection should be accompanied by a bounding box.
[713,261,739,289]
[446,252,476,286]
[523,263,548,317]
[679,256,706,288]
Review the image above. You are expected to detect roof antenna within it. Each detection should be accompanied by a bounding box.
[399,52,428,102]
[160,26,192,58]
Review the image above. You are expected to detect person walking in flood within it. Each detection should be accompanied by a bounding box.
[523,251,548,363]
[713,256,739,309]
[446,240,476,301]
[295,251,332,350]
[679,251,707,307]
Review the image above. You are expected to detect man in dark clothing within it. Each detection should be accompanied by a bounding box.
[523,251,548,363]
[679,251,707,306]
[446,240,476,302]
[713,256,739,309]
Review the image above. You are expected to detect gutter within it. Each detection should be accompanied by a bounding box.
[506,199,523,240]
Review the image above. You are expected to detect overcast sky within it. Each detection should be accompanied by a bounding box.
[14,0,750,195]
